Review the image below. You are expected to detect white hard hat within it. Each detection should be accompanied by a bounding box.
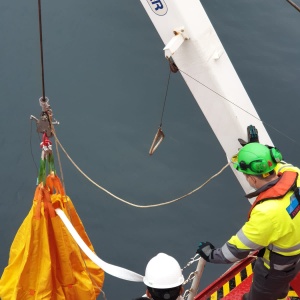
[143,253,184,289]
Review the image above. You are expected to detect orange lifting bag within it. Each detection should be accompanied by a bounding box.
[0,174,104,300]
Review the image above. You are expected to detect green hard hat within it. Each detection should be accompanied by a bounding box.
[232,143,282,175]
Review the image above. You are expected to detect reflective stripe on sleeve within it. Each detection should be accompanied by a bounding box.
[221,243,239,262]
[237,229,263,250]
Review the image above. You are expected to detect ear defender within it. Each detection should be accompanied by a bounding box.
[249,147,282,174]
[270,147,283,163]
[239,159,269,173]
[250,160,268,173]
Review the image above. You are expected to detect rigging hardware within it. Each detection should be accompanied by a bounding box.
[149,127,165,155]
[30,0,59,138]
[164,26,189,58]
[168,56,179,73]
[30,97,59,138]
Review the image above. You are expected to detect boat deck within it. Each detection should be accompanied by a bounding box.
[194,255,300,300]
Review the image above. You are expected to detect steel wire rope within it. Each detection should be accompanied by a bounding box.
[159,68,171,127]
[53,132,229,208]
[178,68,300,146]
[38,0,46,100]
[36,0,68,199]
[36,1,105,296]
[49,63,299,209]
[52,65,300,208]
[36,0,70,207]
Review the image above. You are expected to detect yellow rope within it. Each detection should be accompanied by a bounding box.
[53,132,230,208]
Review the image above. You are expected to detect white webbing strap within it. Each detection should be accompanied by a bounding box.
[55,208,144,282]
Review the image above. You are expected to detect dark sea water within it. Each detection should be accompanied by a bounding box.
[1,0,300,299]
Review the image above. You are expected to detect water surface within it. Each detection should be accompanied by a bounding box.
[1,0,300,298]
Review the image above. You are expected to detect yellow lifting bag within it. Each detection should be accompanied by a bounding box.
[0,175,104,300]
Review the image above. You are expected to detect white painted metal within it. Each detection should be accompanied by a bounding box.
[140,0,273,195]
[163,26,189,58]
[186,258,206,300]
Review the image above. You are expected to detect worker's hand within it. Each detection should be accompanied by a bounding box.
[238,125,259,146]
[247,125,259,143]
[196,241,215,262]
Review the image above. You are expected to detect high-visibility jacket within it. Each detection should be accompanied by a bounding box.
[210,166,300,270]
[274,161,299,174]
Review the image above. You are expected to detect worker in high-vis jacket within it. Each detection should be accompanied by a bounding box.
[134,253,185,300]
[196,143,300,300]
